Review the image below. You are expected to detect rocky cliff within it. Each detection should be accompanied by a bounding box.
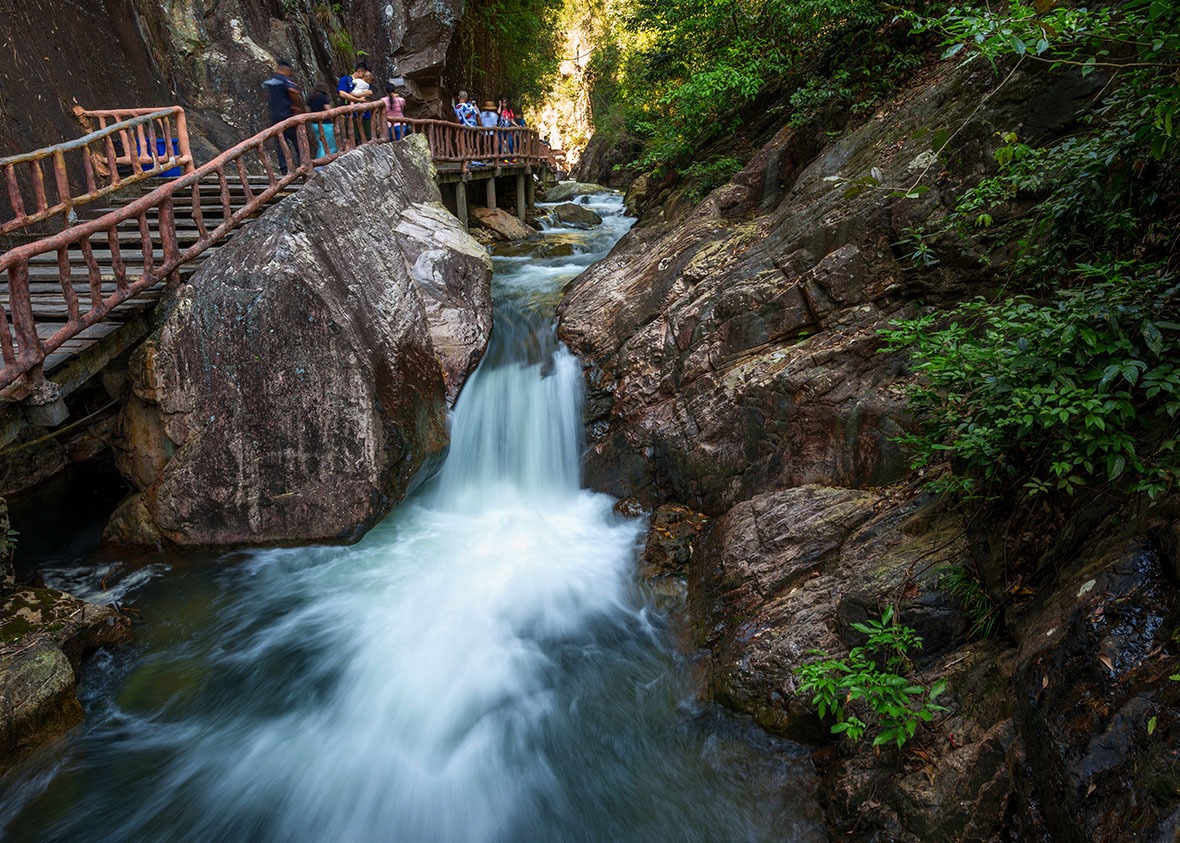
[107,137,492,547]
[560,57,1180,841]
[0,0,463,161]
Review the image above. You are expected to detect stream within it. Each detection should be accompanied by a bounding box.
[0,194,824,842]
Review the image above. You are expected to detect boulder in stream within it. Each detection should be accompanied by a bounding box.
[552,203,603,228]
[107,138,492,548]
[470,206,534,241]
[543,181,613,203]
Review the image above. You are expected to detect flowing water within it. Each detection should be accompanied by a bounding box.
[0,194,823,842]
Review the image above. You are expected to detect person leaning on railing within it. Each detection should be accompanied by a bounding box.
[382,83,409,141]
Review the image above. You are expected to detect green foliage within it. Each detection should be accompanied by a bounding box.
[881,265,1180,500]
[0,526,17,557]
[587,0,922,177]
[454,0,565,105]
[881,1,1180,503]
[683,155,745,200]
[937,564,999,639]
[794,606,948,748]
[894,226,940,268]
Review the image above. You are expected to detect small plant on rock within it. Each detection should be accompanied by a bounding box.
[794,606,947,748]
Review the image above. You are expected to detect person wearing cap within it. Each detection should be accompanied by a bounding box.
[478,100,499,128]
[262,58,306,174]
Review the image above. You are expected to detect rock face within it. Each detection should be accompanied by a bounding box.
[555,55,1180,840]
[107,138,492,547]
[558,61,1100,515]
[0,0,465,162]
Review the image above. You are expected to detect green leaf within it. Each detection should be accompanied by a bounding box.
[1148,715,1158,735]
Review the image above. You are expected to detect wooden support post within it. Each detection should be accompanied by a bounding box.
[516,173,526,221]
[486,176,496,211]
[526,174,535,210]
[456,180,468,229]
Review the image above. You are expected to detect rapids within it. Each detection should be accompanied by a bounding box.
[0,194,823,843]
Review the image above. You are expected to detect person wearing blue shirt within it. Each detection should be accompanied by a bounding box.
[337,61,370,104]
[454,90,478,127]
[262,58,305,174]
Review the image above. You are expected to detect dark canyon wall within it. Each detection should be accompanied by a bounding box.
[0,0,464,161]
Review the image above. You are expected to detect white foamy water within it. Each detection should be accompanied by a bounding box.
[0,193,823,843]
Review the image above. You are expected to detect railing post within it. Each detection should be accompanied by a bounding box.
[175,107,195,174]
[455,179,468,230]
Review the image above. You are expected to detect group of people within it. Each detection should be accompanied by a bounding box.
[262,57,530,175]
[453,91,525,157]
[261,58,410,173]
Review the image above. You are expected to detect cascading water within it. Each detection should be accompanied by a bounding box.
[0,194,824,842]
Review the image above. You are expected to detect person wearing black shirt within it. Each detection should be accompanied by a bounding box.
[261,58,305,174]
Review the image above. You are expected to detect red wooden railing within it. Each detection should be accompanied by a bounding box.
[1,107,194,235]
[0,102,557,394]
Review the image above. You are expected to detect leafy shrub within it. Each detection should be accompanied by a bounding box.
[881,264,1180,500]
[938,564,1000,640]
[683,155,745,200]
[795,606,948,748]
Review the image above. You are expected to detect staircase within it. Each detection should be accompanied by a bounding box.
[7,174,295,378]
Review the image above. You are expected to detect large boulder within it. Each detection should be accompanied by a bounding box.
[107,138,492,547]
[470,206,534,241]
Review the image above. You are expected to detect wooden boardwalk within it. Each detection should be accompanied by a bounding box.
[0,104,558,446]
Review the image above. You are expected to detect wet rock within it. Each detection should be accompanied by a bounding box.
[820,637,1021,842]
[107,139,492,548]
[543,181,613,203]
[0,582,133,772]
[470,207,534,241]
[1010,520,1180,842]
[552,203,603,228]
[638,504,708,607]
[0,641,80,768]
[494,240,575,259]
[640,504,709,578]
[688,486,971,741]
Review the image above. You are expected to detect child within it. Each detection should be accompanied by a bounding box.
[351,69,373,101]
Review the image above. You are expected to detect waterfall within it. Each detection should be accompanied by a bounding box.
[0,194,823,843]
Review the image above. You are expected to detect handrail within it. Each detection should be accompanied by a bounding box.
[1,107,194,236]
[0,103,557,393]
[0,100,385,392]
